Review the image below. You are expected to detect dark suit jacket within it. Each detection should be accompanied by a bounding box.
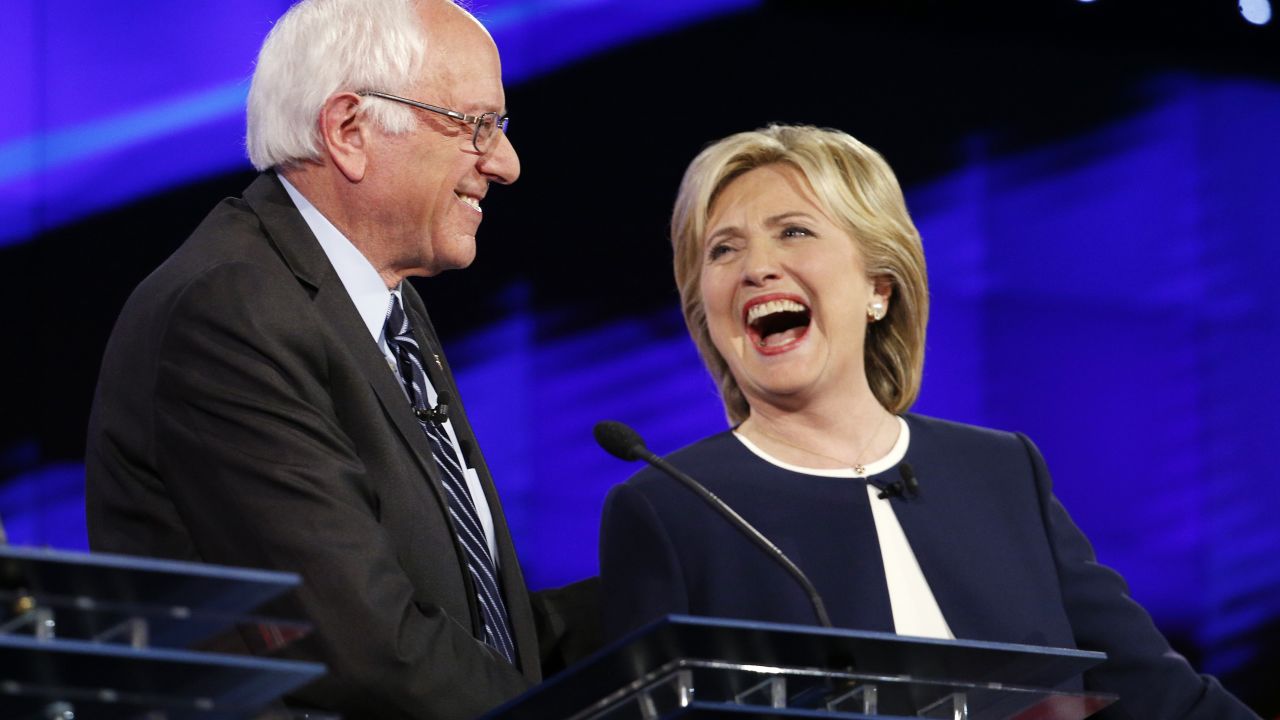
[600,413,1258,719]
[86,173,547,719]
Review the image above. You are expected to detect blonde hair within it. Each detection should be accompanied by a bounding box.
[671,124,929,424]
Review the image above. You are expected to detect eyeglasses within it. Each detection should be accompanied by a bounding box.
[359,90,509,154]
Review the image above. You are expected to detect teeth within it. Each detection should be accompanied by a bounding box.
[747,299,807,324]
[456,193,482,212]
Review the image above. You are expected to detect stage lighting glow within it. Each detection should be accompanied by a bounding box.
[1240,0,1272,24]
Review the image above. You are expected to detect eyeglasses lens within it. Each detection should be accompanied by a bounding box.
[473,113,508,153]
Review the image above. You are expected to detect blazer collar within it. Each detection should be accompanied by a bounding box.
[242,172,332,291]
[239,174,434,478]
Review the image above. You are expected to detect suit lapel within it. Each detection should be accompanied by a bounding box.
[240,172,465,580]
[402,284,540,681]
[242,174,448,501]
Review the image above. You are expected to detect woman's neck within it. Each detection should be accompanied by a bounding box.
[737,396,899,471]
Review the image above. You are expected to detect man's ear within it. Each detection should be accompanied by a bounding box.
[319,92,368,182]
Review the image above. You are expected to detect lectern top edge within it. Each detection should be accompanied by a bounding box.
[0,544,301,585]
[665,614,1108,662]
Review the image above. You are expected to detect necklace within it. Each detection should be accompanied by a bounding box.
[747,412,894,476]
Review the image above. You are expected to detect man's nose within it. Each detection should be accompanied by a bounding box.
[480,132,520,185]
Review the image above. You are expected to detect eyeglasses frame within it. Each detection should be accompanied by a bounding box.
[358,90,509,153]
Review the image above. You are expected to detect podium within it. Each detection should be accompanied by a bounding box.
[0,545,325,719]
[486,615,1117,720]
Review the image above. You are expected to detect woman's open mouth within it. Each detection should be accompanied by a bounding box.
[744,294,811,355]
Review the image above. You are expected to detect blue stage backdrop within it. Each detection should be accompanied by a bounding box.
[0,0,757,246]
[1,0,1277,708]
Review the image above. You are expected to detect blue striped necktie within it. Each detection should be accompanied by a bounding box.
[383,295,518,665]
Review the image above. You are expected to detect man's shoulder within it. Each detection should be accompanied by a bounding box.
[173,187,282,273]
[130,181,297,306]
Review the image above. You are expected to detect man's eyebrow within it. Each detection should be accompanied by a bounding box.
[462,100,507,115]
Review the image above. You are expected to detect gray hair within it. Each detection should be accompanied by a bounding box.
[246,0,430,171]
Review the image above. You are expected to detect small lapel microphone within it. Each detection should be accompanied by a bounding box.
[414,390,452,424]
[877,462,921,501]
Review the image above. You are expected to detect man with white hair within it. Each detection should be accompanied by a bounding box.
[85,0,595,717]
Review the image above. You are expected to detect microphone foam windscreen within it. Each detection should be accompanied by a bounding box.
[593,420,645,461]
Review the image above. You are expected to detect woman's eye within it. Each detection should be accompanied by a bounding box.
[781,225,812,238]
[707,243,734,261]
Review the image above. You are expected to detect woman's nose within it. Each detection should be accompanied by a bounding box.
[741,242,782,286]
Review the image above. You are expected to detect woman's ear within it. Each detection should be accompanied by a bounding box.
[866,276,893,322]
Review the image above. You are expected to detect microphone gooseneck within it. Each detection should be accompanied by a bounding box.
[594,420,833,629]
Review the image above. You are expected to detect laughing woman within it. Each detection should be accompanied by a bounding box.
[598,125,1258,719]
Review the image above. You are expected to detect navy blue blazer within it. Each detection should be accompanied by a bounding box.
[599,413,1257,719]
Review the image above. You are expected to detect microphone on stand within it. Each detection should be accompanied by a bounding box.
[594,420,833,629]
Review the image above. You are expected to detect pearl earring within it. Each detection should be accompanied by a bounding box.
[868,300,886,322]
